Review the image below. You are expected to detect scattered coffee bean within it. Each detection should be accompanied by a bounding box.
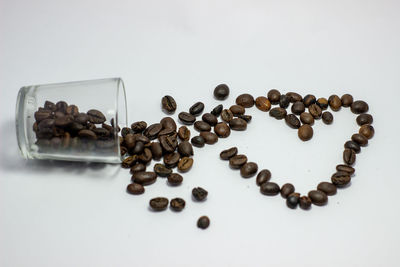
[236,93,254,108]
[87,109,106,124]
[269,107,287,120]
[351,133,368,146]
[178,157,193,172]
[316,98,328,110]
[139,148,153,163]
[154,163,172,177]
[336,164,355,175]
[202,113,218,126]
[167,173,183,185]
[256,170,271,186]
[299,196,312,210]
[286,193,300,209]
[351,100,369,114]
[121,155,138,168]
[229,154,247,169]
[160,117,177,131]
[149,197,169,211]
[194,121,211,132]
[170,198,185,211]
[229,118,247,131]
[322,111,333,124]
[343,148,356,165]
[192,187,208,201]
[317,182,337,195]
[121,127,133,138]
[178,141,194,157]
[341,94,353,107]
[197,216,210,229]
[359,124,374,139]
[132,171,157,185]
[298,124,313,141]
[285,114,301,129]
[214,122,231,138]
[178,126,191,141]
[214,84,230,100]
[164,152,180,168]
[303,94,316,107]
[130,163,146,174]
[279,94,290,109]
[211,104,223,117]
[220,109,234,123]
[189,102,205,116]
[309,104,322,119]
[286,92,303,103]
[300,112,314,125]
[161,95,177,113]
[200,132,218,144]
[191,135,205,147]
[255,96,271,112]
[344,140,361,153]
[356,114,373,126]
[127,183,145,195]
[159,135,177,153]
[280,183,295,198]
[237,114,252,123]
[260,182,280,196]
[308,190,328,206]
[178,112,196,125]
[267,89,281,104]
[331,172,351,187]
[143,123,163,139]
[229,105,245,116]
[220,147,238,160]
[240,162,258,178]
[131,121,147,133]
[328,95,342,111]
[131,141,145,155]
[150,142,163,160]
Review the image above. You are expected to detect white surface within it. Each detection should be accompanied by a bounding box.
[1,0,399,266]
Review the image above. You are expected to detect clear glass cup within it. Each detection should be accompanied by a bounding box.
[15,78,127,163]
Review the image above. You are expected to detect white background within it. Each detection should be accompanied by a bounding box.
[1,0,399,266]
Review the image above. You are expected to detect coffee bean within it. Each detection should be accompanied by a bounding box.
[291,101,306,115]
[121,127,133,138]
[287,193,300,209]
[124,134,136,149]
[300,112,314,125]
[178,157,193,172]
[127,183,145,195]
[286,92,303,103]
[130,163,146,174]
[154,163,172,177]
[170,198,185,211]
[279,94,290,109]
[178,126,191,141]
[285,114,301,129]
[220,147,238,160]
[200,132,218,144]
[256,170,271,186]
[121,155,138,168]
[341,94,353,107]
[260,182,280,196]
[212,122,229,137]
[298,124,313,141]
[344,140,361,153]
[331,172,351,187]
[322,111,333,124]
[134,133,150,144]
[167,173,183,185]
[178,141,194,157]
[56,101,68,113]
[120,146,128,156]
[160,117,177,131]
[309,104,322,119]
[328,95,342,111]
[211,104,223,116]
[64,105,78,117]
[44,100,56,111]
[75,113,89,124]
[214,84,230,100]
[162,95,177,113]
[359,124,374,139]
[236,93,254,108]
[316,98,328,110]
[343,148,356,165]
[299,196,312,210]
[159,135,178,153]
[229,118,247,131]
[164,152,180,168]
[237,114,252,123]
[197,216,210,229]
[267,89,281,104]
[194,121,211,132]
[351,133,368,146]
[221,109,233,123]
[149,142,162,160]
[229,154,247,169]
[131,121,147,133]
[55,115,73,127]
[192,187,208,201]
[143,123,162,139]
[131,141,145,155]
[240,162,258,178]
[149,197,169,211]
[132,171,157,185]
[303,94,316,107]
[255,96,271,111]
[229,105,245,116]
[336,164,355,175]
[351,100,369,114]
[317,182,337,196]
[138,148,152,163]
[280,183,295,198]
[191,135,205,147]
[78,129,97,139]
[269,107,287,120]
[93,128,110,139]
[87,109,106,124]
[356,114,373,126]
[308,190,328,206]
[189,102,205,116]
[38,118,55,131]
[202,113,218,126]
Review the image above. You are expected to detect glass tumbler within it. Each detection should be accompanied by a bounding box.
[15,78,127,163]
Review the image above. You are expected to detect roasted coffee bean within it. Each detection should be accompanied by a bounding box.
[44,100,56,111]
[149,197,169,211]
[211,104,223,117]
[131,121,147,133]
[189,102,205,116]
[229,118,247,131]
[121,127,133,138]
[120,146,128,156]
[343,148,356,165]
[160,117,177,131]
[291,101,306,115]
[197,216,210,229]
[286,92,303,103]
[303,94,316,107]
[322,111,333,125]
[32,122,38,132]
[96,139,114,149]
[260,182,280,196]
[159,134,178,153]
[331,172,351,187]
[178,157,193,172]
[220,109,234,123]
[170,198,185,211]
[122,155,138,168]
[359,124,374,139]
[191,135,205,147]
[341,94,353,107]
[267,89,281,104]
[150,142,163,160]
[130,163,146,174]
[299,196,312,210]
[240,162,258,178]
[256,170,271,186]
[287,193,300,209]
[308,190,328,206]
[192,187,208,201]
[66,105,79,116]
[143,123,163,139]
[229,105,245,116]
[317,182,337,195]
[316,98,328,110]
[220,147,238,160]
[351,133,368,146]
[255,96,271,111]
[52,126,65,137]
[237,115,252,123]
[38,118,55,131]
[298,124,313,141]
[124,134,136,149]
[178,141,194,157]
[55,115,73,127]
[138,148,152,163]
[75,113,89,124]
[214,84,230,100]
[158,127,175,136]
[280,183,295,198]
[87,109,106,124]
[351,100,369,114]
[154,163,172,177]
[309,104,322,119]
[279,94,290,109]
[356,114,373,126]
[328,95,342,111]
[202,113,218,126]
[344,140,361,153]
[78,129,97,139]
[93,128,110,138]
[178,126,191,141]
[56,101,68,113]
[127,183,145,195]
[236,93,254,108]
[161,95,177,113]
[132,171,157,185]
[336,164,355,175]
[200,132,218,144]
[194,121,211,132]
[135,134,150,144]
[86,122,96,130]
[167,173,183,185]
[300,112,314,125]
[229,154,247,169]
[131,141,145,155]
[164,152,180,168]
[285,114,301,129]
[269,107,287,120]
[214,122,231,138]
[102,123,115,134]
